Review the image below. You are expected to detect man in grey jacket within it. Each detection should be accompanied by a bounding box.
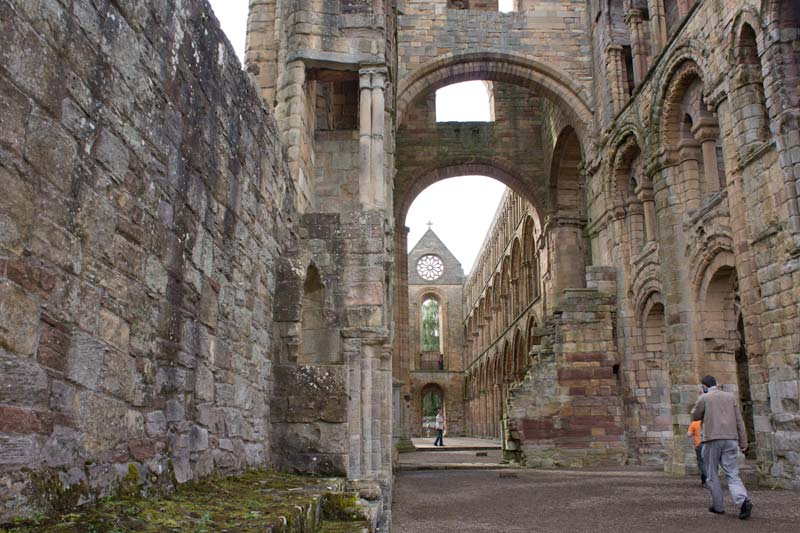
[691,375,753,519]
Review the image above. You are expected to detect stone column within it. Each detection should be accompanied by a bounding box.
[647,0,668,54]
[371,69,386,209]
[637,181,657,243]
[358,70,373,207]
[676,140,703,211]
[358,66,388,209]
[605,45,627,116]
[627,199,645,254]
[522,261,531,303]
[692,119,722,194]
[625,9,648,85]
[510,278,519,318]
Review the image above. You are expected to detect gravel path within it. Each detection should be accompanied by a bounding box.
[392,468,800,532]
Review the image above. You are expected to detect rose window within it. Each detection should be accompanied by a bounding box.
[416,255,444,281]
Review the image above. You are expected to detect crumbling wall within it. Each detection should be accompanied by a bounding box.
[507,269,626,467]
[0,0,296,521]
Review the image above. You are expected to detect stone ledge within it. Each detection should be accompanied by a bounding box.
[0,470,374,533]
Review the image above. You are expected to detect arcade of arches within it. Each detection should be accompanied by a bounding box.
[2,0,800,525]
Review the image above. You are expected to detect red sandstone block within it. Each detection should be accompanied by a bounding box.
[38,316,70,372]
[0,406,53,434]
[6,258,56,298]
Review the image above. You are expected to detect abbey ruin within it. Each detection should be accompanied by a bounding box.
[1,0,799,528]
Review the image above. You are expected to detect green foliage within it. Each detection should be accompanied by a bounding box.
[422,391,442,418]
[421,299,440,352]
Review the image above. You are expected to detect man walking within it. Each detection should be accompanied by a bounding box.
[691,375,752,519]
[433,410,445,447]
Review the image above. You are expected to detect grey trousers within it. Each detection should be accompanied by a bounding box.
[702,439,749,511]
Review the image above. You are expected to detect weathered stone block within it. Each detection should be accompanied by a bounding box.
[0,353,49,407]
[0,282,40,357]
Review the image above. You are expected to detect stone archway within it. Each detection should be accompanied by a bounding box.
[396,51,593,144]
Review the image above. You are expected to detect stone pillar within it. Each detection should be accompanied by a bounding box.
[676,140,703,211]
[637,181,657,243]
[359,70,373,208]
[371,69,386,209]
[627,199,645,254]
[647,0,668,54]
[510,278,519,317]
[606,45,627,116]
[692,119,722,194]
[625,9,648,85]
[393,226,414,451]
[358,66,388,209]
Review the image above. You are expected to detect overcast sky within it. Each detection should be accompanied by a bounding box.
[207,0,508,275]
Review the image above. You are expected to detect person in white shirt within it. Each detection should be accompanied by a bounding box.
[433,410,445,447]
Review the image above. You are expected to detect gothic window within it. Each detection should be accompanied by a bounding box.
[417,254,444,281]
[421,298,442,352]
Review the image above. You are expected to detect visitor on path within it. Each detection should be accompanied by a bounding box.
[433,410,445,447]
[687,418,707,486]
[691,375,752,519]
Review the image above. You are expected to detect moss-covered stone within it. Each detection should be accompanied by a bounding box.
[1,470,347,533]
[320,492,363,521]
[27,470,89,515]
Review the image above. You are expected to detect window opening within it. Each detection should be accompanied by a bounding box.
[436,81,494,122]
[421,298,442,353]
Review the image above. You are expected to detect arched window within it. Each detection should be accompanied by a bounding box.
[421,384,445,434]
[421,297,442,352]
[732,22,769,151]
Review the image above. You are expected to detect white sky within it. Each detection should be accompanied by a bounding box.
[208,1,508,275]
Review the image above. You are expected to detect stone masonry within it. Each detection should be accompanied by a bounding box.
[1,0,799,528]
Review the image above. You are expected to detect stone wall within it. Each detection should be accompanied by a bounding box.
[507,277,626,467]
[0,0,297,521]
[584,0,800,485]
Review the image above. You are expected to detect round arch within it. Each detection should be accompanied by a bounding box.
[397,51,594,147]
[396,162,542,224]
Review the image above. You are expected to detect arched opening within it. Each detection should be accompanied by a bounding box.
[661,62,726,213]
[763,0,800,111]
[420,384,445,436]
[639,299,672,464]
[510,238,522,317]
[548,127,588,298]
[732,22,770,150]
[420,296,443,370]
[613,137,656,256]
[698,264,755,455]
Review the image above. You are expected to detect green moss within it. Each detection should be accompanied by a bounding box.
[2,470,348,533]
[27,470,89,515]
[320,493,363,521]
[118,464,141,498]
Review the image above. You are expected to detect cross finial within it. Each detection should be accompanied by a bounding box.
[427,221,433,229]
